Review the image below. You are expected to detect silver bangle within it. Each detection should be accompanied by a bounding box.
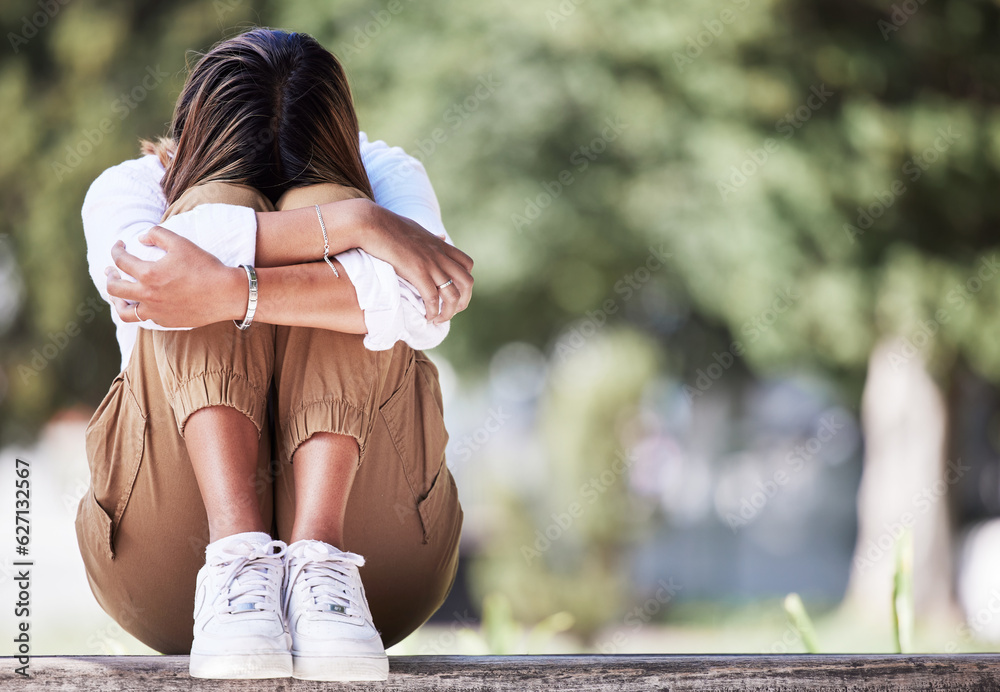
[234,264,257,330]
[315,204,340,278]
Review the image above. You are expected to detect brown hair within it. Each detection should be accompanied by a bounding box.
[142,28,372,205]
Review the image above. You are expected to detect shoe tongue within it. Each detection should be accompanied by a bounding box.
[206,531,275,562]
[290,540,365,567]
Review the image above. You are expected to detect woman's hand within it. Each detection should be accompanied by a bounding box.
[359,203,474,324]
[106,226,245,328]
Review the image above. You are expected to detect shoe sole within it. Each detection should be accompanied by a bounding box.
[189,651,293,679]
[292,653,389,681]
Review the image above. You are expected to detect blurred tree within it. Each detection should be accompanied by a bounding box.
[3,0,999,637]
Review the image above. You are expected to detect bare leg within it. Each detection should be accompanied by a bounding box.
[184,405,268,542]
[289,432,359,548]
[273,183,368,551]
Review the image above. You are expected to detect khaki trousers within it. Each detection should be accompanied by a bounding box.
[75,182,462,654]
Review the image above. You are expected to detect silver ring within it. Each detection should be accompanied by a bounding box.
[134,303,141,322]
[436,280,454,290]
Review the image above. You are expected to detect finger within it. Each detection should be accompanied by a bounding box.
[111,240,155,278]
[446,245,474,272]
[138,225,180,250]
[435,281,462,323]
[453,272,474,314]
[414,278,440,322]
[107,272,143,302]
[437,259,474,314]
[110,296,139,323]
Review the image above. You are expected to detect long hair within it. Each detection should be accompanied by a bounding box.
[143,28,373,205]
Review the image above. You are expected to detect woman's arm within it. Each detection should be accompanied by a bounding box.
[254,198,472,325]
[256,133,474,329]
[106,227,367,333]
[82,157,257,322]
[86,136,472,344]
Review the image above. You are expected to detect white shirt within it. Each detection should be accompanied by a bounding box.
[82,132,450,372]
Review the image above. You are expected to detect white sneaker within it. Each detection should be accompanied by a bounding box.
[283,539,389,681]
[189,532,292,679]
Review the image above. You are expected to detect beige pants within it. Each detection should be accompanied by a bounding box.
[75,182,463,654]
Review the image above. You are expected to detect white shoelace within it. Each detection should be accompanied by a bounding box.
[283,544,366,618]
[208,539,287,615]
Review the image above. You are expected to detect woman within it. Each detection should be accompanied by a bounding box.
[76,28,472,681]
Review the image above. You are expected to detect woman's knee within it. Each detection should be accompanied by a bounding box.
[273,326,390,461]
[150,323,276,437]
[274,183,368,211]
[162,181,275,220]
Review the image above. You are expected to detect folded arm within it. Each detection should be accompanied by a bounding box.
[252,196,472,329]
[105,228,367,333]
[82,135,472,348]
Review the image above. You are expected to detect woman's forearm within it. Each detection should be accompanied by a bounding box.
[254,199,374,267]
[222,260,367,333]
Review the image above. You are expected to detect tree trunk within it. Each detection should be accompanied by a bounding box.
[842,337,958,626]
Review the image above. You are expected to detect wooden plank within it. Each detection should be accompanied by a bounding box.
[7,654,1000,691]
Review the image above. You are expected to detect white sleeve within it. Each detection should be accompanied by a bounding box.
[82,156,257,331]
[345,132,452,351]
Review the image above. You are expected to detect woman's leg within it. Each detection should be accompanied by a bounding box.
[288,433,358,547]
[272,326,463,647]
[74,319,276,655]
[163,181,278,543]
[271,184,462,658]
[185,407,269,541]
[273,183,370,551]
[155,183,293,679]
[75,181,283,669]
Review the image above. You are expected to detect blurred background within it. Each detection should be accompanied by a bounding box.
[3,0,1000,656]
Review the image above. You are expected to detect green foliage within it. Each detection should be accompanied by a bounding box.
[784,592,820,653]
[2,0,999,640]
[5,0,999,430]
[893,528,915,654]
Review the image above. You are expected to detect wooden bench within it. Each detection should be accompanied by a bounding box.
[12,654,1000,690]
